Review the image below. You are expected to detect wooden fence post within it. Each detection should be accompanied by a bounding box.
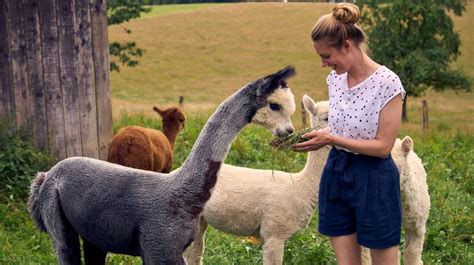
[179,95,184,106]
[422,100,428,132]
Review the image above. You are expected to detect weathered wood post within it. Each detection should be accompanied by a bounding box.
[179,95,184,107]
[422,100,428,133]
[0,0,112,161]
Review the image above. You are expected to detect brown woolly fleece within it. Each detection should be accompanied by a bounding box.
[107,107,185,173]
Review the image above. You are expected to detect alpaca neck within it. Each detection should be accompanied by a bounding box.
[163,124,179,149]
[177,86,258,189]
[296,146,331,194]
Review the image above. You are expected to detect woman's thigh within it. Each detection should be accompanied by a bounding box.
[330,233,361,265]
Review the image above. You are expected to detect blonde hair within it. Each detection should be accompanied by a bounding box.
[311,3,366,49]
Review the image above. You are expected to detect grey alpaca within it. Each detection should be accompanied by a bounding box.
[28,66,296,265]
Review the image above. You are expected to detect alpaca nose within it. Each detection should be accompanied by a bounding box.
[276,127,294,137]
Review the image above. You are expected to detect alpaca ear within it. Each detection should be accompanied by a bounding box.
[302,95,317,115]
[257,66,296,102]
[172,109,181,119]
[153,106,164,117]
[401,136,413,157]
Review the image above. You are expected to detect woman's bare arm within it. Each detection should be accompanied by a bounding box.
[292,95,403,158]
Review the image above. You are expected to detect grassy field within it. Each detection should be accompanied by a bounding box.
[1,115,472,264]
[0,2,473,265]
[108,2,474,135]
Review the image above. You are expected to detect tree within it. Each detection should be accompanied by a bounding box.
[107,0,151,72]
[357,0,471,120]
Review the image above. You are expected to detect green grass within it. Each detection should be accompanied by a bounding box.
[139,4,224,19]
[1,114,472,264]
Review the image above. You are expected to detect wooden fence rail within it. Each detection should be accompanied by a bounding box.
[0,0,112,161]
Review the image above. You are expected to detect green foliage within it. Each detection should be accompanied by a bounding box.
[416,133,474,195]
[1,114,473,263]
[0,202,56,264]
[109,41,146,72]
[357,0,472,118]
[108,0,150,26]
[412,133,474,263]
[107,0,151,72]
[0,132,53,202]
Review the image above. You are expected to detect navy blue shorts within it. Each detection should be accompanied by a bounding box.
[318,147,402,249]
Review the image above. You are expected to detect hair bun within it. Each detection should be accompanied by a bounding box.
[332,3,360,24]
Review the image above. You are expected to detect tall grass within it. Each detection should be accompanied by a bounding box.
[1,113,472,264]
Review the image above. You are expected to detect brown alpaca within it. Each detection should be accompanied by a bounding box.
[107,106,186,173]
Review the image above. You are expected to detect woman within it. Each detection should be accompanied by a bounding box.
[292,3,405,265]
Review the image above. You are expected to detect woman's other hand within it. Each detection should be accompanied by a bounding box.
[292,129,332,152]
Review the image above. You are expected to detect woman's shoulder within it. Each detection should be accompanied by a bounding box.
[326,70,345,83]
[377,66,401,81]
[375,66,406,104]
[327,70,337,80]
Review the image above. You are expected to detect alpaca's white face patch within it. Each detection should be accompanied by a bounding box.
[252,87,296,137]
[302,96,329,129]
[310,101,329,129]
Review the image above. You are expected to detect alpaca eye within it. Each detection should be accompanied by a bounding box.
[269,103,281,111]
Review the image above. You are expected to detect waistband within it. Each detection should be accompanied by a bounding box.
[325,147,392,200]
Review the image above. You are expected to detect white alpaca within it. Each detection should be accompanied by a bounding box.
[185,96,430,265]
[361,136,430,265]
[184,95,330,265]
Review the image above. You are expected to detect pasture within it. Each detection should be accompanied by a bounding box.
[108,2,474,135]
[0,2,473,264]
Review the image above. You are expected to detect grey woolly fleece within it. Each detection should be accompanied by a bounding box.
[28,66,296,265]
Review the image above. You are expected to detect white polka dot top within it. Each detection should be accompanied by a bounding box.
[327,66,406,140]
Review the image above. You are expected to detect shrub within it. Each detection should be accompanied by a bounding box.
[412,132,474,263]
[0,131,53,202]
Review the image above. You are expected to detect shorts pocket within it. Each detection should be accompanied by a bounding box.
[378,163,400,206]
[318,165,331,215]
[360,205,396,244]
[365,165,398,218]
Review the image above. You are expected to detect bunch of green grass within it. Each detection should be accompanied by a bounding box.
[269,127,316,150]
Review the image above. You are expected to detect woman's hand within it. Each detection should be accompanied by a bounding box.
[292,129,332,152]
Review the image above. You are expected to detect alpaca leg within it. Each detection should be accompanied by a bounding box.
[50,228,81,265]
[262,237,285,265]
[361,246,372,265]
[83,238,107,265]
[41,189,81,264]
[404,228,425,265]
[140,230,188,265]
[184,217,208,265]
[141,249,187,265]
